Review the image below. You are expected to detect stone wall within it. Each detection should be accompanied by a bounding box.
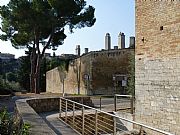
[135,1,180,134]
[91,49,133,95]
[46,49,134,95]
[46,67,62,94]
[15,98,56,134]
[27,98,60,113]
[46,53,92,95]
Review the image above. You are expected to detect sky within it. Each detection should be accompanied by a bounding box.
[0,0,135,58]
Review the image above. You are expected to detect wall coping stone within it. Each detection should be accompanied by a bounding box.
[15,98,57,135]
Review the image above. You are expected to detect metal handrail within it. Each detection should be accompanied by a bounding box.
[115,94,132,98]
[89,94,133,113]
[114,94,133,113]
[59,97,174,135]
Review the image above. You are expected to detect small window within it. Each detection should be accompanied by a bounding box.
[142,37,145,42]
[160,26,163,31]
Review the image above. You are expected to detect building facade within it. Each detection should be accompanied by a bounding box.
[46,48,134,95]
[135,1,180,134]
[0,52,15,60]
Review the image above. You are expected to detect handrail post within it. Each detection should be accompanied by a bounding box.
[131,96,134,114]
[59,98,61,118]
[82,106,85,135]
[73,103,75,128]
[59,97,174,135]
[114,95,117,112]
[113,117,116,135]
[81,97,83,104]
[65,100,67,122]
[100,96,102,110]
[95,110,98,135]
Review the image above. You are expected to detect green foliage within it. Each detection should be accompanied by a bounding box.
[0,58,20,92]
[0,0,96,50]
[0,0,96,93]
[46,58,62,71]
[0,108,30,135]
[6,72,17,82]
[0,75,4,88]
[21,123,30,135]
[46,57,70,71]
[17,56,31,91]
[0,76,21,94]
[0,59,19,76]
[6,82,22,92]
[0,107,11,135]
[57,60,69,72]
[17,53,70,92]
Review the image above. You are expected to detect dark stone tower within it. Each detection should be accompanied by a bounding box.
[76,45,81,56]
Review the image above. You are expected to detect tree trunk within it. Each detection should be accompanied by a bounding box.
[30,46,36,93]
[34,54,42,94]
[31,27,53,94]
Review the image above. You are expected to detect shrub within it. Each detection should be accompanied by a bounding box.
[0,108,30,135]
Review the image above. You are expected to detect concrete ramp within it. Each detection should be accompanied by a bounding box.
[39,111,79,135]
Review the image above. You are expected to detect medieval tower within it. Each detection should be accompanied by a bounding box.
[105,33,111,50]
[129,36,135,48]
[135,1,180,134]
[76,45,81,56]
[118,32,125,49]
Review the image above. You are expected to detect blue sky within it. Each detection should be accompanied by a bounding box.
[0,0,135,58]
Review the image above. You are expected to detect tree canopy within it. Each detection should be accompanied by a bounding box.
[0,0,96,50]
[0,0,96,93]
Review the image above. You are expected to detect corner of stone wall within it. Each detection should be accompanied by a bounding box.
[15,98,56,134]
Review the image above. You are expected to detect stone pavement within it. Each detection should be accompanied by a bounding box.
[39,111,79,135]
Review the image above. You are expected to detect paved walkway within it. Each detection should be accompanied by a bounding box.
[39,103,130,135]
[0,94,130,134]
[39,111,79,135]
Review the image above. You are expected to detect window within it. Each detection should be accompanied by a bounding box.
[160,26,163,31]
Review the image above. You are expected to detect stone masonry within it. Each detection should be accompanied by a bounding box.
[135,1,180,134]
[46,48,134,95]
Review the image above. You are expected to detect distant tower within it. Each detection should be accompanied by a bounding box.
[114,46,118,50]
[53,52,56,57]
[118,32,125,49]
[129,36,135,48]
[105,33,111,50]
[76,45,81,56]
[84,48,89,54]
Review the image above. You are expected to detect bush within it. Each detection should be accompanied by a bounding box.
[0,107,11,135]
[0,88,12,95]
[0,108,30,135]
[6,72,17,82]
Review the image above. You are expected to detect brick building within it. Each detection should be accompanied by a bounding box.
[135,1,180,134]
